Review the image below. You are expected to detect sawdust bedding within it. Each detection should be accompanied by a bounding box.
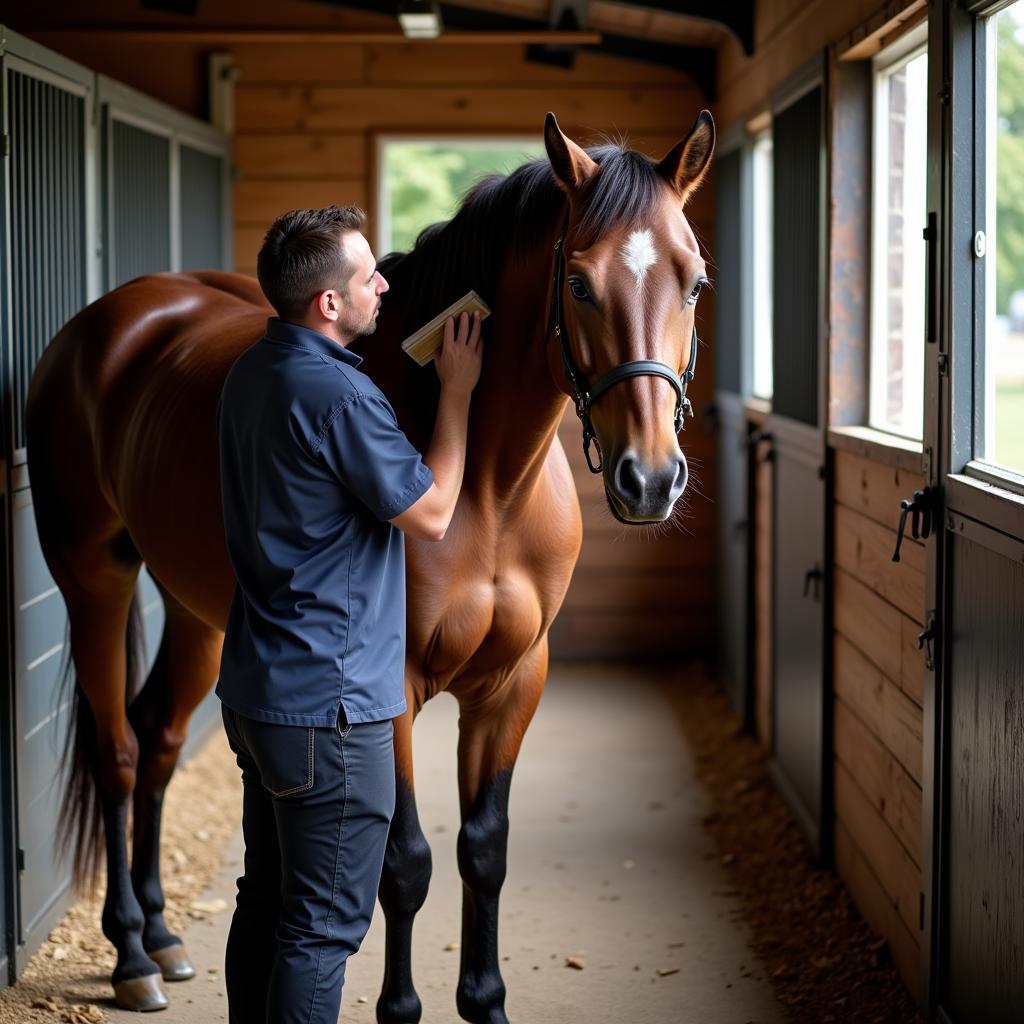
[0,731,241,1024]
[670,670,926,1024]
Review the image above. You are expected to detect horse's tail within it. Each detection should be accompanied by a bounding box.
[56,587,146,891]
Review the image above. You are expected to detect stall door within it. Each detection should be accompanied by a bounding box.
[927,4,1024,1017]
[767,60,830,858]
[714,146,752,724]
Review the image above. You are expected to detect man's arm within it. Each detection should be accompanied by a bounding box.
[391,310,483,541]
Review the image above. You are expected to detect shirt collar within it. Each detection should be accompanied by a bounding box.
[263,317,364,368]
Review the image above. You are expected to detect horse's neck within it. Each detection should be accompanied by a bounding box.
[464,250,569,501]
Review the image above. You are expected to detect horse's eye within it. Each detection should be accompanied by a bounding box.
[569,278,591,302]
[686,280,705,307]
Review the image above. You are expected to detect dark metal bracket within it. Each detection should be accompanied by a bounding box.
[892,488,935,563]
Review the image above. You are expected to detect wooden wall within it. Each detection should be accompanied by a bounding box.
[711,0,928,1004]
[831,450,925,998]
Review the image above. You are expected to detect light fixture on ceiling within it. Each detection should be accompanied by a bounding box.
[398,0,444,39]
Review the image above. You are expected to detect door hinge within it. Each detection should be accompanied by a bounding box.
[1,131,9,159]
[892,488,935,562]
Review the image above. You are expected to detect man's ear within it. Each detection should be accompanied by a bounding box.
[317,289,340,321]
[657,110,716,204]
[544,112,598,194]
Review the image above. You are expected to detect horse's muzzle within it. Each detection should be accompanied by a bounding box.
[606,449,688,522]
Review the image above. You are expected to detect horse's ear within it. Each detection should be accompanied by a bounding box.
[544,112,598,194]
[658,110,716,203]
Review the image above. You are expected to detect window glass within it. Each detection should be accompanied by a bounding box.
[378,139,544,254]
[870,41,928,440]
[984,2,1024,475]
[751,132,774,400]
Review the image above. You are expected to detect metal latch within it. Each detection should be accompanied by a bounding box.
[917,611,937,672]
[892,489,934,562]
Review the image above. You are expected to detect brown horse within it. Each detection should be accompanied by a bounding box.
[25,111,713,1019]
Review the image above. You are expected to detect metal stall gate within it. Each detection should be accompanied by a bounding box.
[0,29,231,983]
[1,34,99,980]
[766,55,831,859]
[713,141,753,726]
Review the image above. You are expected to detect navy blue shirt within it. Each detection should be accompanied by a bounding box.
[216,317,433,726]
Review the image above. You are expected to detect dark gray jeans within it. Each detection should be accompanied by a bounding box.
[221,705,396,1024]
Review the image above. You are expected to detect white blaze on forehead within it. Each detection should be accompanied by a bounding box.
[622,229,657,285]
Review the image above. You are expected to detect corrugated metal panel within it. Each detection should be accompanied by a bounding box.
[714,149,743,395]
[771,86,822,427]
[944,531,1024,1023]
[179,145,224,271]
[7,71,87,454]
[110,119,170,287]
[12,493,71,946]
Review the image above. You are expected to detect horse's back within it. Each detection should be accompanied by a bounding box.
[26,272,268,624]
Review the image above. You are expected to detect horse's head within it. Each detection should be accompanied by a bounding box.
[543,111,714,525]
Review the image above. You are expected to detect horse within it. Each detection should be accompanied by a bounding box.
[25,110,714,1019]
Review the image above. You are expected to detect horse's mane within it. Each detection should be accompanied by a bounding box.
[375,143,665,337]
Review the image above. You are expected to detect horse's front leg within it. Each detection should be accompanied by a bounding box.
[129,599,223,984]
[377,704,433,1024]
[455,645,548,1024]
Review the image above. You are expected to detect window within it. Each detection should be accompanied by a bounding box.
[751,130,774,400]
[983,1,1024,476]
[377,138,544,255]
[869,30,928,440]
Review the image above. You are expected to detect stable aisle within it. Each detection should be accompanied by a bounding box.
[111,663,786,1024]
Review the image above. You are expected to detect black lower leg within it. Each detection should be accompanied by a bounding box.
[132,788,182,954]
[101,798,159,985]
[376,779,433,1024]
[456,771,512,1024]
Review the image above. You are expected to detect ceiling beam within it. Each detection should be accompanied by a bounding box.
[603,0,754,55]
[313,0,717,97]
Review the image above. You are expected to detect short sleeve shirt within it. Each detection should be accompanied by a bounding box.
[215,317,433,726]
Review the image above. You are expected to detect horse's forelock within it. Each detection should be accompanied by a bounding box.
[378,143,665,332]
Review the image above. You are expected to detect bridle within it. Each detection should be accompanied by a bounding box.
[548,222,699,474]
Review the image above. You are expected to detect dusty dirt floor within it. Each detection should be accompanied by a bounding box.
[0,662,925,1023]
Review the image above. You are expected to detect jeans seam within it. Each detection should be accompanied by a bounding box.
[306,726,350,1024]
[267,728,316,798]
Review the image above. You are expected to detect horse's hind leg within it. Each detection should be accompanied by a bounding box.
[128,589,223,984]
[56,552,169,1011]
[455,645,548,1024]
[377,703,433,1024]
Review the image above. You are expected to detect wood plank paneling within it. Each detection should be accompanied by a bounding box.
[234,133,367,180]
[834,760,920,939]
[834,450,925,530]
[235,85,698,134]
[235,180,367,226]
[835,820,921,1001]
[834,634,923,777]
[834,504,925,624]
[834,696,922,864]
[833,569,924,704]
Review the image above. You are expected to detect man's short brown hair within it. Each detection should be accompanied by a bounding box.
[257,205,367,319]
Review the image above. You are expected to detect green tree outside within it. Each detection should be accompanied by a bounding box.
[381,141,544,254]
[996,12,1024,316]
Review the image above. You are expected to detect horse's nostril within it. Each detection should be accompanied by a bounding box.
[615,454,646,504]
[673,456,689,498]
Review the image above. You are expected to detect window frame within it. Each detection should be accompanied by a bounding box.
[868,22,929,441]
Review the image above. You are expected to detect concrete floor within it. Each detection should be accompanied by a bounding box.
[109,663,786,1024]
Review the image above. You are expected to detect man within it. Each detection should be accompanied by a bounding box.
[216,204,482,1024]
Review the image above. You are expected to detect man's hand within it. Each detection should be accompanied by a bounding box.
[434,311,483,397]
